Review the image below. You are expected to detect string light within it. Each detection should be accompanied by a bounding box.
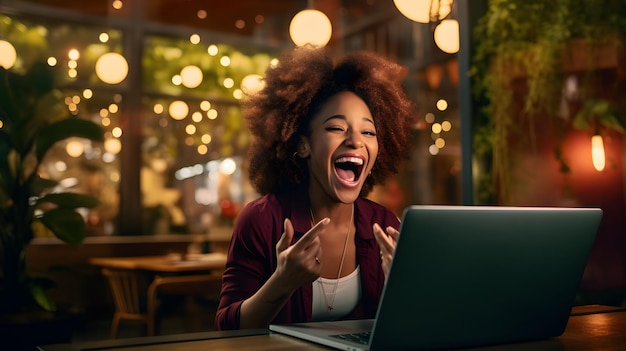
[95,53,129,84]
[0,40,17,69]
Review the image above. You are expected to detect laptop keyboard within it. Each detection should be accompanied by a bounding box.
[330,331,372,345]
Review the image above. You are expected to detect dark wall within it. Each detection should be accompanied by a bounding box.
[506,120,626,303]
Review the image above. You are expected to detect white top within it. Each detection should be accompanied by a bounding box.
[311,265,361,322]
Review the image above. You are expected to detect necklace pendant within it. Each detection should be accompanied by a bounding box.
[327,306,333,311]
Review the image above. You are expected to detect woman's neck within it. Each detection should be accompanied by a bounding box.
[309,198,355,226]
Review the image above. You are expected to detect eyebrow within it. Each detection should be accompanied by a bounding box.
[322,114,376,126]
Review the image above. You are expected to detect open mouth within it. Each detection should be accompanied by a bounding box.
[334,156,365,183]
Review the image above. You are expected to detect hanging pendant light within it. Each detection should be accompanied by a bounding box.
[393,0,432,23]
[393,1,458,54]
[289,9,332,47]
[591,134,605,171]
[434,19,460,54]
[393,0,453,23]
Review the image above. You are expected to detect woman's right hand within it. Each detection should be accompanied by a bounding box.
[274,217,329,291]
[239,217,330,329]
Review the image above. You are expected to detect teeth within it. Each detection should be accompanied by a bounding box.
[335,157,364,165]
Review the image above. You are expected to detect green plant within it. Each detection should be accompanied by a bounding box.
[573,99,625,133]
[0,63,104,314]
[471,0,626,204]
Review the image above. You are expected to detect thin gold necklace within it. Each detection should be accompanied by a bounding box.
[310,205,353,311]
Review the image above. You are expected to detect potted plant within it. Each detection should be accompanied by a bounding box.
[0,62,103,327]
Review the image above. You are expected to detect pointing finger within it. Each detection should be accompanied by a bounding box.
[293,217,329,250]
[276,218,295,254]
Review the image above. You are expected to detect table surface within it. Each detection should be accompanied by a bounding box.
[40,306,626,351]
[88,253,227,273]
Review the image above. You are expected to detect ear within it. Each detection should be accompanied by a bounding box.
[297,137,311,158]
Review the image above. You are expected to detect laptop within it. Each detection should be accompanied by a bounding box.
[270,205,603,350]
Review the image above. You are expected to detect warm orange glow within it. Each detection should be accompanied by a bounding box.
[591,135,605,171]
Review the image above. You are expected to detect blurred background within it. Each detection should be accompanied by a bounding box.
[1,0,626,344]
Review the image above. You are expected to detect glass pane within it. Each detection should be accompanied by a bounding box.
[140,35,277,234]
[141,97,249,235]
[0,13,122,236]
[142,35,274,100]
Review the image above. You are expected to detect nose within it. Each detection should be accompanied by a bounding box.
[345,130,364,148]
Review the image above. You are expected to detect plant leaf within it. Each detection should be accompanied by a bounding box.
[0,130,14,192]
[23,90,71,153]
[23,62,55,98]
[572,111,592,130]
[35,118,104,161]
[29,281,57,312]
[37,192,100,209]
[573,99,625,133]
[28,275,58,312]
[13,67,59,154]
[30,175,59,196]
[0,67,20,125]
[38,208,87,245]
[599,114,626,133]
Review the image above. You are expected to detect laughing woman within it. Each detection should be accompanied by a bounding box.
[215,46,416,330]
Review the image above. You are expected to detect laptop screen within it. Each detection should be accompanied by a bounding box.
[370,205,602,350]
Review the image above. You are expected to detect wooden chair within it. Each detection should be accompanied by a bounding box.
[146,273,223,336]
[101,268,150,338]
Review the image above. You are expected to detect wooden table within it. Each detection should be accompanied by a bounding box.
[40,306,626,350]
[89,253,227,273]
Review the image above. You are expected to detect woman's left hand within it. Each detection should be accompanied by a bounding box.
[373,223,399,278]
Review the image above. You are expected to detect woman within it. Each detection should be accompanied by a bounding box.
[215,46,416,330]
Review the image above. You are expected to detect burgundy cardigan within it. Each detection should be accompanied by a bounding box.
[214,191,400,330]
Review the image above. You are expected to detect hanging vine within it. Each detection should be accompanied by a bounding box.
[471,0,626,204]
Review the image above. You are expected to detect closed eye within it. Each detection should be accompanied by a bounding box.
[326,126,345,132]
